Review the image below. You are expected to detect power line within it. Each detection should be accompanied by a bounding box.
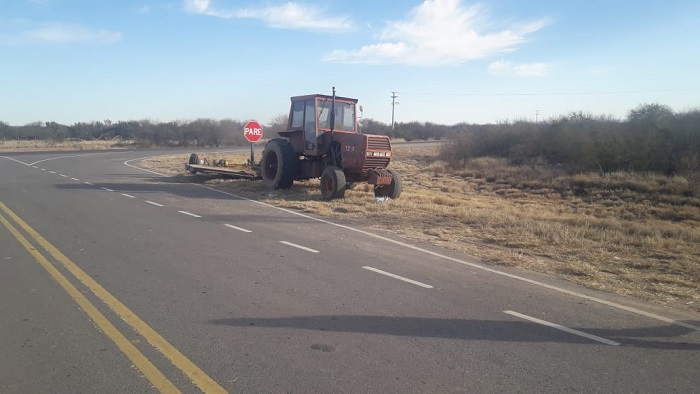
[405,88,700,97]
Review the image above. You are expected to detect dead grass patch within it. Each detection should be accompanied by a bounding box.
[0,139,135,152]
[140,145,700,312]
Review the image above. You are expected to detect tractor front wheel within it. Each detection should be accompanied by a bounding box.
[374,169,402,199]
[320,166,347,200]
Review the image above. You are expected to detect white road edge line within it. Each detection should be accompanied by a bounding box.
[504,310,620,346]
[101,187,114,192]
[178,210,201,218]
[28,151,129,166]
[362,266,433,289]
[146,201,164,207]
[121,193,136,198]
[224,224,252,233]
[0,156,30,166]
[279,241,319,253]
[123,155,700,333]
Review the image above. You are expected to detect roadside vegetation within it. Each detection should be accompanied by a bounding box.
[0,139,134,152]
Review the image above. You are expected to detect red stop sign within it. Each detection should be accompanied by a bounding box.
[243,121,264,143]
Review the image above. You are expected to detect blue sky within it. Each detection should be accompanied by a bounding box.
[1,0,699,126]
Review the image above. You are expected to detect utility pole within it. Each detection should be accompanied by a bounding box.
[390,91,399,131]
[535,109,540,123]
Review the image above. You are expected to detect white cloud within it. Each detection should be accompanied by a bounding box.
[488,60,549,76]
[0,22,122,45]
[324,0,548,66]
[183,0,352,31]
[184,0,210,14]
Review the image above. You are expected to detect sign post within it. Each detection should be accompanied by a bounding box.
[243,120,263,165]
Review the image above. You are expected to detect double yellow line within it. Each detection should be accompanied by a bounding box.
[0,201,226,393]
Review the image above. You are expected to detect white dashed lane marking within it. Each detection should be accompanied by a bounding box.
[362,266,433,289]
[279,241,319,253]
[101,187,114,192]
[121,194,136,199]
[224,224,252,233]
[178,211,201,218]
[146,201,164,207]
[504,310,620,346]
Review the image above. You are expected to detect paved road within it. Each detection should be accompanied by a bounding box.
[1,149,699,393]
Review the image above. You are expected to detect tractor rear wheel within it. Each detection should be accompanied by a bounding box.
[320,166,347,200]
[374,169,402,199]
[261,139,297,189]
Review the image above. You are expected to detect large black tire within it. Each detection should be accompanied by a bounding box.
[320,166,347,200]
[261,139,297,189]
[374,169,402,199]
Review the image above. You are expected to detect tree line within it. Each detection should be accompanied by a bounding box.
[439,104,699,178]
[0,116,289,147]
[2,103,698,180]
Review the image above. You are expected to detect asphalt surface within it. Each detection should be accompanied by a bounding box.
[1,149,699,393]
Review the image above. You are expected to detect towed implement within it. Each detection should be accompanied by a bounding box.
[185,154,261,180]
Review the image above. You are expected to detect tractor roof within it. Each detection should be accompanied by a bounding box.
[290,94,358,104]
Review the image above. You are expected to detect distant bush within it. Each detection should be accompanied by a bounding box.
[441,105,700,185]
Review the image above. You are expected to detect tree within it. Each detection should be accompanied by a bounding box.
[0,121,13,139]
[358,118,390,136]
[628,103,674,128]
[266,114,288,134]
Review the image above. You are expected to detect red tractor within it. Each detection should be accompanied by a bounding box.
[260,88,402,200]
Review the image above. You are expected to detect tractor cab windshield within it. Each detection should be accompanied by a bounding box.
[317,98,356,132]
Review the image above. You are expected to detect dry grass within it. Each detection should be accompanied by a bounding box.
[0,139,135,152]
[141,146,700,312]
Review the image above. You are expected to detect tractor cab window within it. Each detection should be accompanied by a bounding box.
[317,100,332,129]
[336,103,356,130]
[304,99,315,149]
[291,101,304,128]
[316,99,355,132]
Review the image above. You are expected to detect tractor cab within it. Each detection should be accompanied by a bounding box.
[278,94,358,156]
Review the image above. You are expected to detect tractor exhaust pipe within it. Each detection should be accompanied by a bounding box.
[330,86,336,133]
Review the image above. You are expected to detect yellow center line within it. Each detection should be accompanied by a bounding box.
[0,201,227,393]
[0,208,180,393]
